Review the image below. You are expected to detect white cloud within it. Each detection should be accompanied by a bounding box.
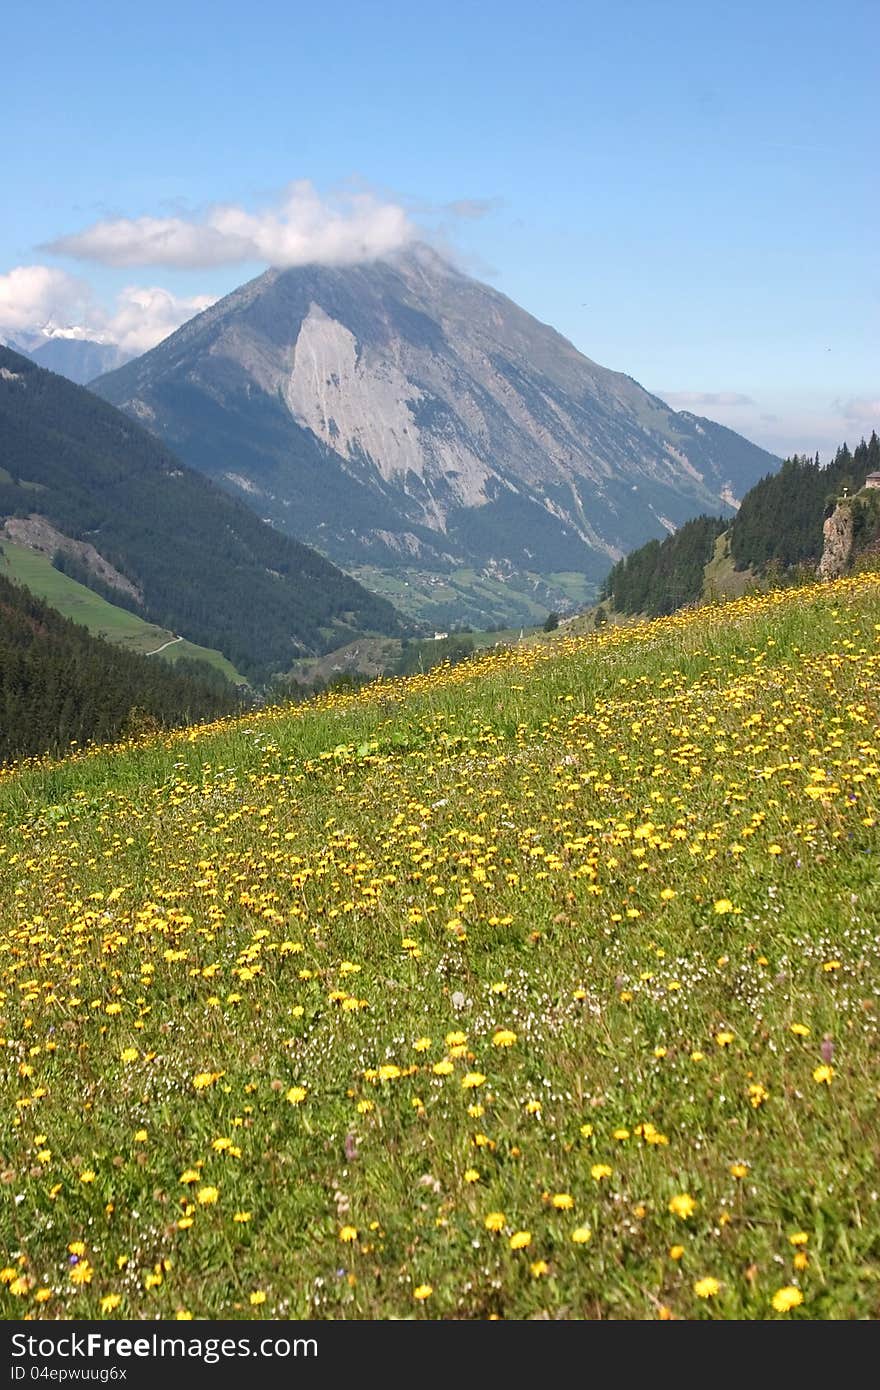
[106,286,215,354]
[834,396,880,421]
[660,390,755,409]
[0,265,95,336]
[45,180,415,270]
[0,264,215,354]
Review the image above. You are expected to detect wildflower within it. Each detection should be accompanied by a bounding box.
[793,1252,809,1271]
[413,1037,432,1052]
[790,1024,811,1037]
[713,899,734,915]
[338,1226,358,1243]
[715,1031,735,1048]
[551,1193,574,1209]
[413,1284,433,1300]
[100,1294,121,1314]
[730,1163,749,1179]
[461,1072,486,1089]
[813,1065,834,1085]
[771,1286,804,1313]
[33,1289,52,1303]
[233,1211,252,1223]
[509,1231,531,1250]
[179,1168,200,1185]
[669,1245,685,1261]
[175,1310,193,1321]
[286,1085,308,1104]
[196,1186,219,1205]
[463,1169,480,1184]
[668,1193,697,1220]
[68,1241,86,1257]
[579,1123,594,1138]
[492,1030,517,1047]
[591,1164,612,1182]
[79,1170,96,1183]
[748,1083,769,1108]
[69,1261,93,1286]
[249,1291,266,1306]
[613,1128,630,1142]
[433,1059,454,1075]
[484,1212,506,1232]
[120,1048,138,1063]
[192,1072,220,1090]
[789,1232,809,1247]
[693,1277,721,1298]
[530,1260,549,1277]
[525,1100,542,1114]
[571,1226,592,1244]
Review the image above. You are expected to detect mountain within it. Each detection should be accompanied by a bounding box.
[25,336,131,384]
[5,326,133,385]
[0,570,241,762]
[93,245,780,627]
[0,346,404,680]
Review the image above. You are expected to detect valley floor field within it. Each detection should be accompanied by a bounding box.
[0,572,878,1319]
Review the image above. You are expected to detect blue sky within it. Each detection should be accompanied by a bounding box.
[2,0,876,455]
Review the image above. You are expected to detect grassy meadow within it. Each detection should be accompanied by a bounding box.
[0,543,246,685]
[1,571,879,1320]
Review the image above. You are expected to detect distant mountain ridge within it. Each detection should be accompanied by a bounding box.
[0,346,405,679]
[93,245,780,627]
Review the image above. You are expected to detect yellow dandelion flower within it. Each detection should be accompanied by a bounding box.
[551,1192,574,1210]
[286,1085,308,1104]
[530,1259,549,1277]
[413,1284,433,1300]
[33,1289,51,1303]
[463,1169,480,1184]
[793,1252,809,1271]
[788,1231,809,1247]
[484,1212,506,1232]
[509,1230,532,1250]
[196,1185,219,1205]
[413,1037,432,1052]
[571,1226,592,1244]
[461,1072,486,1089]
[591,1163,612,1182]
[338,1225,358,1243]
[715,1031,735,1047]
[432,1060,454,1075]
[79,1170,95,1184]
[669,1245,685,1261]
[100,1294,121,1314]
[492,1030,517,1047]
[771,1286,804,1312]
[813,1065,834,1085]
[668,1193,697,1220]
[713,899,734,915]
[69,1261,93,1286]
[233,1211,252,1223]
[179,1168,200,1185]
[693,1277,721,1298]
[249,1291,266,1306]
[730,1163,749,1179]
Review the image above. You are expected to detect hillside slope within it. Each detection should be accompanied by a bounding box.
[0,572,240,760]
[0,571,877,1318]
[0,346,405,678]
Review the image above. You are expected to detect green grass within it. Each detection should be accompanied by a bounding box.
[0,542,246,684]
[0,570,879,1320]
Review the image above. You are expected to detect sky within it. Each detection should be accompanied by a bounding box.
[2,0,877,458]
